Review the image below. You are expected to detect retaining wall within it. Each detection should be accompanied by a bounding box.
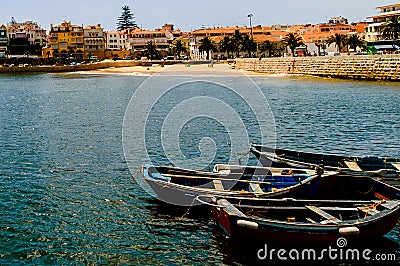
[236,55,400,80]
[0,60,142,73]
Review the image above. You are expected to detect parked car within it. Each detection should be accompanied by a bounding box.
[327,52,341,56]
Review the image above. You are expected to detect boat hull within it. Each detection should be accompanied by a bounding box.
[211,201,400,245]
[145,177,321,206]
[251,144,400,180]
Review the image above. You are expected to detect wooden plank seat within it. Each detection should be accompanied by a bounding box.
[391,163,400,171]
[249,182,264,194]
[344,161,363,172]
[305,205,341,224]
[213,180,225,191]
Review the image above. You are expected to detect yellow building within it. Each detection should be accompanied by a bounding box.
[48,21,84,59]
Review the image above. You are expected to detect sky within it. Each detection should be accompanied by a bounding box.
[0,0,397,32]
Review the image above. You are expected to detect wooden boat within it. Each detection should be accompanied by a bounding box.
[250,144,400,179]
[208,196,400,245]
[139,164,338,206]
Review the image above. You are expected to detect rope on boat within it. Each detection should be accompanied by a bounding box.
[359,200,384,218]
[176,195,226,220]
[357,186,374,195]
[194,195,227,208]
[176,197,197,220]
[237,149,251,165]
[131,165,143,181]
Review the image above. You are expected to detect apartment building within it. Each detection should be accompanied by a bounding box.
[84,24,105,58]
[366,1,400,41]
[0,24,8,54]
[106,30,127,50]
[48,21,84,59]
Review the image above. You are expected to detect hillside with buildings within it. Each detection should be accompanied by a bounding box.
[0,1,400,63]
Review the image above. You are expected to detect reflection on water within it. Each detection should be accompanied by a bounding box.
[0,73,399,265]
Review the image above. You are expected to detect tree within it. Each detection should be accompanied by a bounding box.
[86,52,93,59]
[258,40,274,57]
[68,49,74,59]
[230,29,244,57]
[4,50,10,58]
[171,40,187,59]
[198,37,218,60]
[314,40,327,56]
[273,42,286,57]
[347,34,366,52]
[241,34,257,57]
[283,33,304,56]
[24,51,31,57]
[327,33,348,53]
[117,5,137,31]
[219,36,233,58]
[382,16,400,40]
[145,41,159,60]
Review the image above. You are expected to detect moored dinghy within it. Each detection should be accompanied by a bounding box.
[207,196,400,245]
[250,144,400,179]
[139,164,338,206]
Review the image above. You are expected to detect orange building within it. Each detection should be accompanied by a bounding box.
[189,25,288,59]
[126,24,181,58]
[47,21,84,59]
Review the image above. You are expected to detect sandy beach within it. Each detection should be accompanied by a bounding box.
[74,63,268,77]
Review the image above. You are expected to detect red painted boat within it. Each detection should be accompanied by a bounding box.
[208,196,400,245]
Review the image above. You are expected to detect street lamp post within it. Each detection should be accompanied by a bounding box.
[247,14,254,40]
[248,13,254,57]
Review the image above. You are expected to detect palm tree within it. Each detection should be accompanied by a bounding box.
[327,34,348,53]
[382,16,400,40]
[314,40,326,56]
[219,36,233,59]
[283,33,304,56]
[230,29,243,57]
[258,40,274,57]
[198,37,217,60]
[347,35,366,52]
[171,40,187,59]
[145,41,159,60]
[241,34,257,57]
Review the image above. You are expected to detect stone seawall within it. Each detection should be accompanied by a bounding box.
[236,55,400,80]
[0,60,142,73]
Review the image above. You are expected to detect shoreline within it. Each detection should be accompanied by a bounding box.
[3,57,399,81]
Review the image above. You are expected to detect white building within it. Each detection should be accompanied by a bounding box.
[106,30,127,50]
[7,19,46,46]
[366,1,400,41]
[84,24,105,54]
[328,16,348,25]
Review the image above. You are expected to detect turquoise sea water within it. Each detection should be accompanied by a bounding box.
[0,71,399,265]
